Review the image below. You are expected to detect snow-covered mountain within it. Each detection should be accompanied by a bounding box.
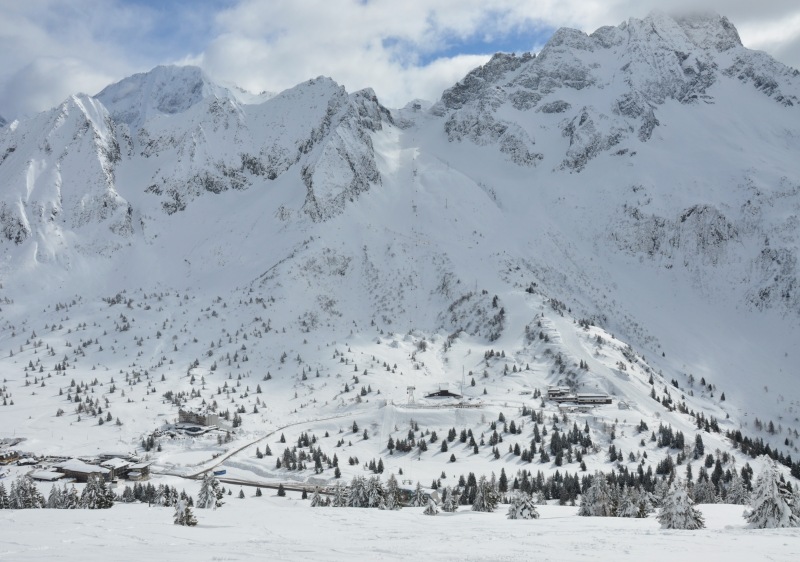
[0,11,799,498]
[95,65,235,132]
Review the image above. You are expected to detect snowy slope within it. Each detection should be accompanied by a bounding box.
[0,12,799,517]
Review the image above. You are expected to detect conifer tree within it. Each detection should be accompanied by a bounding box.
[348,476,367,507]
[441,486,460,513]
[579,472,614,517]
[507,491,539,519]
[331,482,347,507]
[9,475,45,509]
[310,487,325,507]
[47,484,63,509]
[384,474,403,510]
[120,485,136,503]
[174,498,198,526]
[691,478,718,504]
[724,472,750,505]
[616,486,639,518]
[197,473,224,509]
[80,475,113,509]
[411,481,427,508]
[472,475,500,512]
[636,488,655,518]
[423,497,439,516]
[366,476,385,508]
[657,479,705,529]
[65,485,80,509]
[745,458,798,528]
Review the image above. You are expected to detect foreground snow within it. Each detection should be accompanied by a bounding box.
[0,499,797,561]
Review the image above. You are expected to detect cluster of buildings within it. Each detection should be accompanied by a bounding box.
[547,386,612,409]
[26,455,153,484]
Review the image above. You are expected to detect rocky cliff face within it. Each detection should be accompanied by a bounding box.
[425,12,800,318]
[435,13,798,171]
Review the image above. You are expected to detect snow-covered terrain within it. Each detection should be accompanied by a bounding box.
[1,11,799,559]
[2,495,795,562]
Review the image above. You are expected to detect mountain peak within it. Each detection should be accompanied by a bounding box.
[673,12,743,52]
[621,11,743,53]
[95,64,232,131]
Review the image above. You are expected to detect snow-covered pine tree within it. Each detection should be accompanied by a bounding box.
[65,485,80,509]
[310,487,325,507]
[636,488,655,518]
[47,484,63,508]
[441,486,460,513]
[197,473,224,509]
[9,475,45,508]
[724,471,750,505]
[411,481,427,508]
[384,474,402,510]
[366,475,385,509]
[331,482,347,507]
[691,478,718,504]
[652,477,670,508]
[472,475,499,512]
[348,476,369,507]
[423,497,439,516]
[0,483,8,509]
[506,491,539,520]
[174,498,198,526]
[104,480,116,508]
[80,475,113,509]
[578,472,614,517]
[745,458,798,528]
[63,485,79,509]
[120,485,136,503]
[616,486,639,518]
[657,479,705,529]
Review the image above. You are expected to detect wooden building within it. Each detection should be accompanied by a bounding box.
[101,457,133,480]
[127,461,152,481]
[55,458,111,482]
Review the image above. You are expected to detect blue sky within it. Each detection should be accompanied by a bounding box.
[0,0,798,117]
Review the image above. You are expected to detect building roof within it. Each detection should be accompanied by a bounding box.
[56,458,111,475]
[129,461,153,470]
[101,458,132,470]
[30,470,65,481]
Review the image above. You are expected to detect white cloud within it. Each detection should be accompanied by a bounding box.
[1,0,799,118]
